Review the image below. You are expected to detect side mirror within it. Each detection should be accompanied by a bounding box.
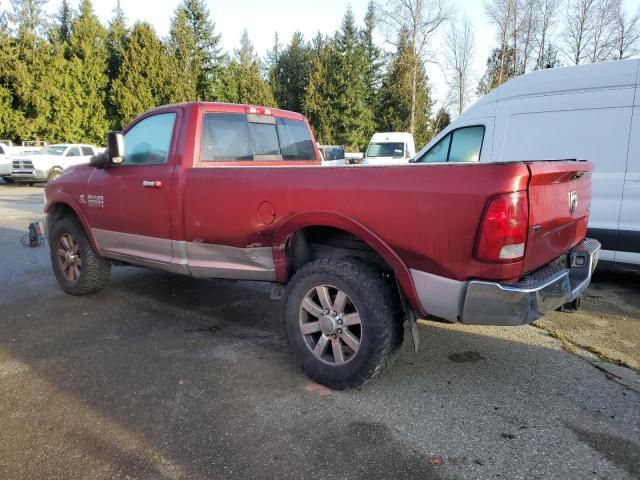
[90,131,124,168]
[107,131,124,164]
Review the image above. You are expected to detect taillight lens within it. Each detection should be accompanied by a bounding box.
[476,191,529,262]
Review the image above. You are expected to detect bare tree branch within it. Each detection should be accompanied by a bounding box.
[443,16,475,115]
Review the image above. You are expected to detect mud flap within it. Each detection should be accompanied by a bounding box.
[396,278,420,352]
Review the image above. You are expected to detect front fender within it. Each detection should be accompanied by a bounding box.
[44,190,101,255]
[272,211,423,314]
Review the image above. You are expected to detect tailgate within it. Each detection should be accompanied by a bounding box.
[523,161,592,274]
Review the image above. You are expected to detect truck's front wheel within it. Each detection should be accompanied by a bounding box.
[283,259,403,389]
[50,216,111,295]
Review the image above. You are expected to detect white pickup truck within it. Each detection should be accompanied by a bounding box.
[0,144,14,183]
[11,144,103,184]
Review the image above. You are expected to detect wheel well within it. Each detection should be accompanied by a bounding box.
[286,226,394,277]
[46,203,78,238]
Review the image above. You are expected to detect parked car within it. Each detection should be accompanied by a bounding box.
[0,143,15,183]
[44,102,599,389]
[415,59,640,267]
[318,144,347,166]
[11,144,102,184]
[364,132,415,165]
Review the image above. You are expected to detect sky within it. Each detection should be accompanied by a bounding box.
[4,0,637,114]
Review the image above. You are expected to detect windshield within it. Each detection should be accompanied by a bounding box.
[36,146,66,156]
[366,142,405,158]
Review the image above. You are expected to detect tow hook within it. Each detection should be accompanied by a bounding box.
[560,295,582,313]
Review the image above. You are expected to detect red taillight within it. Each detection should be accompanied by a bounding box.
[476,191,529,262]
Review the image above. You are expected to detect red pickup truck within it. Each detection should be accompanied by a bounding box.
[44,102,600,388]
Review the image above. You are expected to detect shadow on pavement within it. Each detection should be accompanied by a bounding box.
[0,262,639,479]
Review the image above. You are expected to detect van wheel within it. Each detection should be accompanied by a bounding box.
[50,216,111,295]
[47,168,63,182]
[283,258,403,389]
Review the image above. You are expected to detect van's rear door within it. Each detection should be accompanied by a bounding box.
[523,161,593,273]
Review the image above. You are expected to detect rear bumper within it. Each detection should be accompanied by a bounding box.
[463,238,601,325]
[411,238,601,326]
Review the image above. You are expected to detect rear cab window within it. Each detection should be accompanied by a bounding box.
[199,109,318,165]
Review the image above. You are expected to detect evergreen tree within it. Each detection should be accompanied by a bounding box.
[303,36,334,144]
[65,0,110,143]
[265,32,282,100]
[477,47,517,95]
[362,1,382,110]
[1,0,52,141]
[111,22,170,125]
[105,1,129,128]
[304,8,374,150]
[51,0,74,44]
[219,29,275,106]
[271,32,309,112]
[167,0,224,101]
[376,28,433,147]
[432,108,451,137]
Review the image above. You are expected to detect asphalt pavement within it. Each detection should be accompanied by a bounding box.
[0,183,639,480]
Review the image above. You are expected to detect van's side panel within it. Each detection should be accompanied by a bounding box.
[493,88,635,261]
[617,88,640,264]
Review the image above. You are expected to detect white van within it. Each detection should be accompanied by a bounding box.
[413,59,640,267]
[364,132,415,165]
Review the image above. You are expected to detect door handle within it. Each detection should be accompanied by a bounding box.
[142,180,162,188]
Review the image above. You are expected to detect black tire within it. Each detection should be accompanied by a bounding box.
[283,258,404,389]
[50,216,111,295]
[2,177,15,184]
[47,168,63,182]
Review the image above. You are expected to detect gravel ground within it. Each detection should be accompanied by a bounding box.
[0,183,639,480]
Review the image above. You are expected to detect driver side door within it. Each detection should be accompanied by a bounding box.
[86,111,179,267]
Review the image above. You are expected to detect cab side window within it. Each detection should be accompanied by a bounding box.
[66,146,81,157]
[448,126,485,163]
[123,113,176,165]
[419,134,451,163]
[415,126,485,163]
[81,146,94,156]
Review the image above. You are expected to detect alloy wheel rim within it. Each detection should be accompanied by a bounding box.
[56,233,81,282]
[299,285,362,365]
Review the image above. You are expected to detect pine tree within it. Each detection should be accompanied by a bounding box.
[271,32,310,112]
[304,6,378,151]
[66,0,110,143]
[51,0,74,44]
[477,47,518,95]
[376,28,433,147]
[265,32,282,101]
[1,0,52,141]
[111,22,170,125]
[105,1,129,128]
[362,1,382,110]
[167,0,224,101]
[219,30,275,106]
[303,36,334,144]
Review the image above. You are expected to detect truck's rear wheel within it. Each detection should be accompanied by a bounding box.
[2,177,15,184]
[283,258,403,389]
[50,216,111,295]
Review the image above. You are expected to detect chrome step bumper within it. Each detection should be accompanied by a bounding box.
[461,238,601,326]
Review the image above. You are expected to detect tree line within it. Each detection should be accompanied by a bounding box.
[477,0,640,94]
[0,0,638,152]
[0,0,446,151]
